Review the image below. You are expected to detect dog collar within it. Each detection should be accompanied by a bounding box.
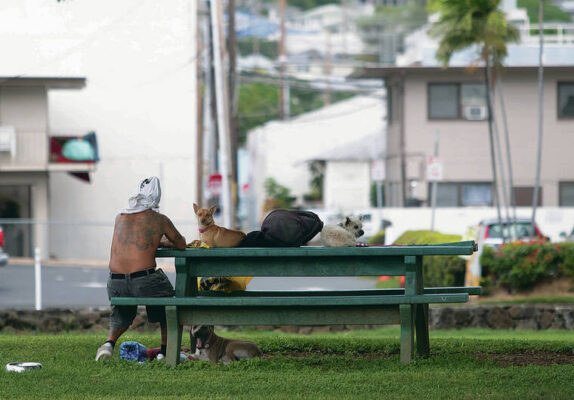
[198,225,215,234]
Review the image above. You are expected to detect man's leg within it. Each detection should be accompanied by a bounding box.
[95,325,129,361]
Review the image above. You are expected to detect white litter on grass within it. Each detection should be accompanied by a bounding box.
[5,362,42,372]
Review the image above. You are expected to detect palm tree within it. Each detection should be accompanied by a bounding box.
[430,0,519,242]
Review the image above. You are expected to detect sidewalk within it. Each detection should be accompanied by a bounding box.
[8,257,177,272]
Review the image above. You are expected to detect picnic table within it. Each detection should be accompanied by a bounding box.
[111,240,480,366]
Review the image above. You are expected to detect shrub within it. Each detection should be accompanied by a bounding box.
[480,241,574,293]
[561,242,574,278]
[393,230,465,287]
[368,230,386,245]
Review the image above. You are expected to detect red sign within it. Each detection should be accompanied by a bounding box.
[207,173,222,197]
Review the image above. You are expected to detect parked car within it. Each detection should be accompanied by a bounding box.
[466,217,548,286]
[476,217,548,250]
[0,226,8,266]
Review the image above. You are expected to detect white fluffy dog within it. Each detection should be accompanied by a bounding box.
[320,215,364,247]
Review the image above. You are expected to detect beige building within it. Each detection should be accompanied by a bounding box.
[0,76,88,257]
[351,65,574,209]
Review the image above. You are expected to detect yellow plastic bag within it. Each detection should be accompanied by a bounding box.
[197,276,253,293]
[188,242,253,293]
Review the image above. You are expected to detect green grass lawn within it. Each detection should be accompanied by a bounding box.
[1,327,574,400]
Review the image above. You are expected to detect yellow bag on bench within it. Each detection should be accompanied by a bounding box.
[197,276,253,293]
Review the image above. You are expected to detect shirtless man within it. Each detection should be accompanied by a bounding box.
[96,176,186,361]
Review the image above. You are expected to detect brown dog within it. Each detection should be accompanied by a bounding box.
[191,203,246,248]
[190,325,261,364]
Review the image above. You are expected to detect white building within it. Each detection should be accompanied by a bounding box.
[246,94,386,225]
[0,0,198,260]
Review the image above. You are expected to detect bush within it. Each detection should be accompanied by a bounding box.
[368,230,386,245]
[392,230,465,287]
[480,242,574,293]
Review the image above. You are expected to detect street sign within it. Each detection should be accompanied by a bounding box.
[371,160,385,182]
[427,156,443,182]
[207,173,222,197]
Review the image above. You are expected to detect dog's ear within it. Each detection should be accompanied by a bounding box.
[193,203,199,214]
[209,205,217,215]
[345,217,350,226]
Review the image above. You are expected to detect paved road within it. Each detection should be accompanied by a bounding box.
[0,262,377,310]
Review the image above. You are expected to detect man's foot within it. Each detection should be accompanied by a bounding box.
[156,353,165,360]
[95,342,114,361]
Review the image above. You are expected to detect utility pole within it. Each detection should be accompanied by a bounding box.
[195,0,204,206]
[210,0,233,227]
[429,131,440,232]
[228,0,239,227]
[323,29,331,106]
[532,0,544,236]
[203,1,217,207]
[278,0,289,120]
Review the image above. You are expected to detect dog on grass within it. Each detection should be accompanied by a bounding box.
[190,325,261,364]
[190,203,246,248]
[320,215,364,247]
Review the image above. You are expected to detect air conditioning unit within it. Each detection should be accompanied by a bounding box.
[463,105,487,121]
[0,126,16,155]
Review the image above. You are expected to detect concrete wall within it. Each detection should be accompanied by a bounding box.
[375,206,574,245]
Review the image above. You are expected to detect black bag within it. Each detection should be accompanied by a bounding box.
[240,209,324,247]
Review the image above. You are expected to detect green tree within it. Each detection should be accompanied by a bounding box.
[430,0,519,242]
[518,0,572,23]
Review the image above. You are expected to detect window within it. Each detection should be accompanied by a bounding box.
[513,187,542,207]
[560,182,574,206]
[558,82,574,118]
[428,84,458,119]
[430,182,492,207]
[461,183,492,206]
[428,82,487,120]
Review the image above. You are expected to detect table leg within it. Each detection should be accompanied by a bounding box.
[166,306,182,367]
[400,304,414,363]
[415,303,430,357]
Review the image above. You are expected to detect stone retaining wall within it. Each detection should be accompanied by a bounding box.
[1,304,573,333]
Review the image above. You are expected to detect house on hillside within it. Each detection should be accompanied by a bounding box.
[350,65,574,209]
[0,76,88,257]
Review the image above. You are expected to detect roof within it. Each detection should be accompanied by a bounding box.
[349,65,574,80]
[0,76,86,88]
[305,132,384,162]
[248,94,386,166]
